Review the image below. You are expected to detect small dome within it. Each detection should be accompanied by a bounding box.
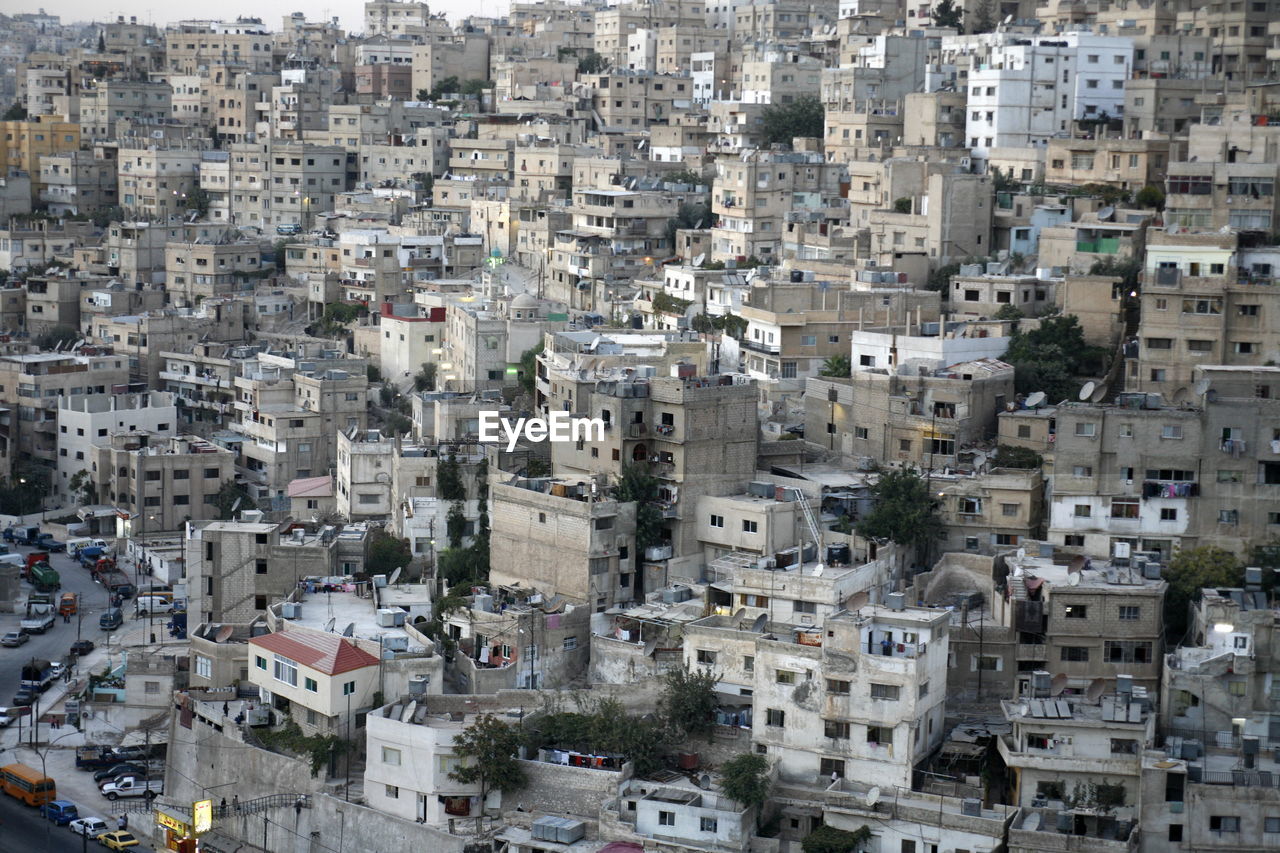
[511,293,538,309]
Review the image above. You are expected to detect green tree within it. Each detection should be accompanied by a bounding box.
[35,324,81,350]
[446,501,467,549]
[438,545,487,586]
[819,355,851,378]
[1002,314,1108,399]
[666,169,702,186]
[659,664,719,739]
[761,96,825,146]
[802,825,872,853]
[994,303,1024,321]
[893,197,912,214]
[68,469,96,506]
[1135,184,1165,210]
[719,753,771,814]
[438,452,466,501]
[517,341,544,397]
[930,0,964,29]
[615,463,663,553]
[577,52,609,74]
[368,529,412,578]
[1164,545,1244,641]
[1,102,27,121]
[185,187,211,217]
[927,262,961,293]
[856,468,943,555]
[970,0,996,32]
[429,76,460,99]
[366,365,382,383]
[460,79,491,96]
[449,714,527,805]
[211,479,257,520]
[653,291,693,316]
[993,445,1043,469]
[665,201,709,246]
[414,362,437,392]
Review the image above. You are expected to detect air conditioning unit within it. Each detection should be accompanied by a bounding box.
[281,602,302,619]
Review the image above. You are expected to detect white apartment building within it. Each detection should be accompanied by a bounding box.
[960,32,1134,157]
[55,392,178,505]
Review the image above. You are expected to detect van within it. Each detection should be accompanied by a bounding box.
[134,596,174,617]
[67,538,108,556]
[99,608,122,631]
[42,799,79,824]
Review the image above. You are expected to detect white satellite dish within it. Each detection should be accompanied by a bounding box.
[692,253,706,267]
[866,786,881,807]
[324,617,336,632]
[1003,13,1014,23]
[342,622,355,637]
[1090,383,1108,403]
[388,567,402,586]
[1068,573,1081,586]
[1078,381,1096,402]
[1016,548,1026,561]
[1025,391,1045,408]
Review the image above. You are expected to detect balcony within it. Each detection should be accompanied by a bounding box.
[1017,643,1048,660]
[741,339,780,355]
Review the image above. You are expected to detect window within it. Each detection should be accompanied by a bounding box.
[659,811,675,827]
[1064,535,1085,546]
[766,708,785,726]
[776,669,796,684]
[855,426,868,440]
[696,649,717,665]
[1111,739,1138,754]
[1104,640,1153,663]
[1072,466,1093,477]
[1073,505,1092,518]
[1169,825,1183,842]
[743,655,754,672]
[1075,422,1096,437]
[385,785,399,799]
[194,655,212,679]
[1161,425,1183,439]
[1111,499,1139,519]
[820,757,845,778]
[739,594,768,607]
[1146,338,1172,350]
[1064,605,1088,619]
[1219,509,1239,525]
[1002,503,1019,517]
[1264,817,1280,834]
[255,655,267,670]
[1060,646,1089,662]
[709,514,723,528]
[563,636,578,651]
[1119,606,1140,621]
[1209,816,1239,833]
[1218,470,1242,484]
[793,600,817,615]
[870,683,901,700]
[343,680,356,696]
[1188,340,1213,352]
[827,679,850,694]
[824,719,851,739]
[1161,508,1178,521]
[305,677,318,692]
[866,725,891,745]
[273,654,298,687]
[742,520,758,533]
[700,817,718,833]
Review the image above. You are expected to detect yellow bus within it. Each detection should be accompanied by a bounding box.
[0,763,56,806]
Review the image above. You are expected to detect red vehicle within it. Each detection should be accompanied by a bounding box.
[20,552,50,580]
[90,557,116,580]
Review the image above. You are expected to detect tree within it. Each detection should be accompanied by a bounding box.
[438,452,466,502]
[666,169,702,186]
[994,303,1024,321]
[185,187,211,217]
[460,79,491,96]
[1,102,27,121]
[68,469,96,506]
[517,341,544,397]
[970,0,996,33]
[446,501,467,549]
[429,76,460,99]
[927,262,961,293]
[577,52,609,74]
[35,324,80,350]
[930,0,964,29]
[211,480,256,520]
[1002,315,1108,400]
[1164,545,1243,641]
[761,96,825,146]
[414,362,437,393]
[615,464,663,553]
[450,714,527,805]
[659,664,719,738]
[366,365,382,384]
[993,445,1043,470]
[802,825,873,853]
[1135,184,1165,210]
[665,201,709,246]
[719,753,771,814]
[893,197,912,214]
[857,468,943,555]
[819,355,851,378]
[368,529,412,578]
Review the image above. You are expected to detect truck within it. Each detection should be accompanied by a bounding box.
[167,609,187,639]
[58,592,77,616]
[28,562,60,593]
[21,552,50,580]
[9,526,43,546]
[99,571,135,599]
[78,547,107,568]
[35,533,66,553]
[75,747,119,771]
[67,538,108,556]
[21,597,55,634]
[20,660,56,692]
[100,776,162,800]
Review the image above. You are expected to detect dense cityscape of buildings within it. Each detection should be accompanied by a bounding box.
[0,1,1278,851]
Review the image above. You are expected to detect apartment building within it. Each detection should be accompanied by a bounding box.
[54,391,178,505]
[443,293,565,394]
[78,80,172,141]
[1175,0,1274,79]
[1045,136,1171,193]
[551,373,760,576]
[91,302,252,387]
[933,467,1046,555]
[39,148,119,216]
[0,115,81,204]
[92,432,235,530]
[488,477,639,611]
[410,37,491,97]
[163,19,275,74]
[200,140,346,230]
[866,172,995,271]
[248,627,382,736]
[949,271,1058,319]
[117,146,202,223]
[165,238,266,304]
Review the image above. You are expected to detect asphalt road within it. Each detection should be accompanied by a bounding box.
[0,539,121,707]
[0,792,96,853]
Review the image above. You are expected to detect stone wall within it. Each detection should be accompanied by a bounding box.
[505,757,626,817]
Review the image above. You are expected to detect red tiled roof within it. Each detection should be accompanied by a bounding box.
[249,630,379,676]
[286,475,334,498]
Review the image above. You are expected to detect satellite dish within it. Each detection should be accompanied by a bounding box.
[215,625,233,643]
[643,637,658,656]
[1090,383,1108,403]
[1078,381,1096,402]
[1097,205,1115,221]
[1026,391,1046,408]
[388,567,402,586]
[866,787,881,806]
[1086,677,1106,702]
[732,608,747,623]
[1016,548,1026,561]
[1068,573,1081,586]
[698,773,712,789]
[849,590,870,611]
[341,622,355,637]
[1051,673,1068,696]
[324,617,336,633]
[1068,555,1087,574]
[1194,379,1211,396]
[750,613,768,633]
[1024,812,1042,831]
[230,497,243,514]
[692,253,706,267]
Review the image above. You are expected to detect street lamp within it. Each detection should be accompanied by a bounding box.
[29,728,81,852]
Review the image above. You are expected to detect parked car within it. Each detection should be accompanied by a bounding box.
[42,800,79,824]
[0,713,14,727]
[49,662,65,681]
[12,688,35,706]
[71,640,95,656]
[95,830,140,849]
[1,630,28,647]
[93,763,149,784]
[108,746,151,762]
[70,816,109,837]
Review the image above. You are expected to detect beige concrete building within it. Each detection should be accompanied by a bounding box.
[164,20,275,75]
[93,433,235,530]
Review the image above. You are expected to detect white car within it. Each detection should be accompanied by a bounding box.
[49,662,66,680]
[0,715,13,727]
[70,817,109,837]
